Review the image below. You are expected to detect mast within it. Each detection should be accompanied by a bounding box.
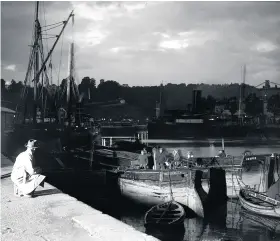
[16,3,74,125]
[238,64,246,123]
[33,1,39,124]
[32,10,74,84]
[67,12,75,124]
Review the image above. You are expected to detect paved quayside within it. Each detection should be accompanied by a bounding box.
[1,154,159,241]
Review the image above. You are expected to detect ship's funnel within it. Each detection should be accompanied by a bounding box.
[192,89,202,113]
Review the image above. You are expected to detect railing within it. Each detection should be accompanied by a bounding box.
[101,131,148,147]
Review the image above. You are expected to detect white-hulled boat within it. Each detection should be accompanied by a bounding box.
[239,153,280,218]
[118,168,206,217]
[239,189,280,218]
[118,167,228,218]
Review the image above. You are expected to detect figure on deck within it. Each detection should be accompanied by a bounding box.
[147,149,154,169]
[11,140,46,198]
[216,150,226,158]
[138,150,148,169]
[152,147,158,170]
[157,147,168,170]
[143,148,148,155]
[172,149,183,168]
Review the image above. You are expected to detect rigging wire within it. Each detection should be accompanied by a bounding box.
[42,33,59,36]
[41,20,65,28]
[42,1,51,81]
[15,3,37,121]
[168,169,174,201]
[42,2,65,117]
[58,30,65,88]
[22,3,37,88]
[42,37,58,40]
[42,34,58,38]
[37,4,46,117]
[43,23,64,32]
[38,43,49,86]
[17,3,74,122]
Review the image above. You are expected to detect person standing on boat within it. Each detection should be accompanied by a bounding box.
[143,147,153,169]
[143,148,148,155]
[138,150,148,169]
[157,147,168,170]
[11,140,46,197]
[147,149,154,169]
[216,150,226,158]
[152,147,158,169]
[172,149,183,168]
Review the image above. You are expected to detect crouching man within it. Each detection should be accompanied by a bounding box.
[11,139,46,197]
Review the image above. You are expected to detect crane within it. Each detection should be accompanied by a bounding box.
[254,80,280,100]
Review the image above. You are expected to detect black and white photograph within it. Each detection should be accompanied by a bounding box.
[1,1,280,241]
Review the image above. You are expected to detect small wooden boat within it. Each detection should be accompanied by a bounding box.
[239,153,280,218]
[144,201,185,226]
[239,189,280,218]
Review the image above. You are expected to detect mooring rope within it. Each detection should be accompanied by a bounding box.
[156,200,172,224]
[168,169,174,201]
[155,169,175,224]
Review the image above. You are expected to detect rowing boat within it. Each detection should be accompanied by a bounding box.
[239,154,280,218]
[144,201,185,226]
[239,189,280,218]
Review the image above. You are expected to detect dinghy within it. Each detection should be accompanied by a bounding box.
[144,201,185,226]
[239,189,280,218]
[239,154,280,218]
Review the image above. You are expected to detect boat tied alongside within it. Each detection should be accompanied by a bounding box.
[239,153,280,218]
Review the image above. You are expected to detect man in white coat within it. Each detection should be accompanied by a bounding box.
[11,139,46,197]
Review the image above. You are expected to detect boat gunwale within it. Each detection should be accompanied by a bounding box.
[239,189,278,211]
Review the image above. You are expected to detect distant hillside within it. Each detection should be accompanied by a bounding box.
[1,77,262,120]
[86,83,258,120]
[131,83,259,111]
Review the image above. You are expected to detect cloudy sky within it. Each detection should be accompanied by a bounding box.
[1,1,280,86]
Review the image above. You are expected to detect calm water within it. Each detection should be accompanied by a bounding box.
[116,143,280,241]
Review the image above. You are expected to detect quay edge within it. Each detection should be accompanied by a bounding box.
[1,154,159,241]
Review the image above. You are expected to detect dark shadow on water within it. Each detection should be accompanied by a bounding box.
[204,203,228,228]
[145,225,186,241]
[239,207,280,240]
[183,204,198,219]
[33,189,62,197]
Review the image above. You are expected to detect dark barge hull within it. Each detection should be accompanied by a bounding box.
[2,123,96,158]
[148,122,280,140]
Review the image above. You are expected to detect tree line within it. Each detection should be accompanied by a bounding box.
[1,77,280,121]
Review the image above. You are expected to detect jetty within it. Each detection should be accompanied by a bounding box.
[1,154,159,241]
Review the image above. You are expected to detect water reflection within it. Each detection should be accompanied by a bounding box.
[188,203,242,241]
[119,200,280,241]
[239,208,280,240]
